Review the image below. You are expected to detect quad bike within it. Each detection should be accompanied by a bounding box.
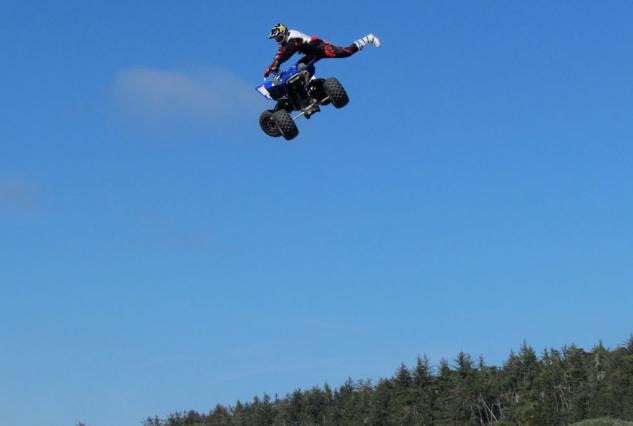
[256,63,349,140]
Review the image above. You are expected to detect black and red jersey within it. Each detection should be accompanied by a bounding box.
[268,29,321,70]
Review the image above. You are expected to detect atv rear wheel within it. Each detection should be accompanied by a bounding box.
[260,110,281,137]
[323,78,349,108]
[273,110,299,141]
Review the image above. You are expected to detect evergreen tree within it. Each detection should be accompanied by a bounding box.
[434,358,456,425]
[369,378,391,425]
[144,417,162,426]
[515,342,541,424]
[475,356,502,425]
[561,344,590,423]
[208,404,232,425]
[232,400,252,426]
[532,348,562,425]
[411,355,435,425]
[608,337,633,419]
[389,363,415,424]
[450,351,479,425]
[287,389,305,425]
[335,377,358,424]
[586,342,611,419]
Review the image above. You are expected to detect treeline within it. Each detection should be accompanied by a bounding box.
[145,336,633,425]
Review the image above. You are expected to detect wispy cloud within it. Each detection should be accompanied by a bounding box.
[0,178,39,211]
[112,66,264,124]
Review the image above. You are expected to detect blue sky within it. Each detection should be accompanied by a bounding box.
[2,1,633,425]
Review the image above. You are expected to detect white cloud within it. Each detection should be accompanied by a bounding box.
[112,66,264,124]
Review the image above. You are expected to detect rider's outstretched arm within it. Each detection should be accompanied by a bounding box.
[265,40,302,75]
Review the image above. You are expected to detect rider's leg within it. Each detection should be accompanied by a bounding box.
[297,54,318,67]
[317,35,381,59]
[320,41,357,58]
[297,36,381,66]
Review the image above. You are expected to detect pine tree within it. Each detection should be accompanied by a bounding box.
[389,363,415,424]
[451,351,478,425]
[561,344,589,423]
[515,342,541,424]
[475,356,502,425]
[335,377,359,424]
[607,337,633,420]
[411,355,435,425]
[287,389,304,425]
[532,348,562,425]
[369,378,391,425]
[144,417,162,426]
[586,342,611,419]
[208,404,232,425]
[434,358,456,425]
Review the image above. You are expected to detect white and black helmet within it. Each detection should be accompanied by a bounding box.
[268,23,288,42]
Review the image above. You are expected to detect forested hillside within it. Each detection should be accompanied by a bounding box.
[145,336,633,425]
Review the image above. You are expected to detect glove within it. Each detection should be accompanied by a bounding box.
[263,65,278,78]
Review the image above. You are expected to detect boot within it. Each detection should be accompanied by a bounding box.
[353,33,381,50]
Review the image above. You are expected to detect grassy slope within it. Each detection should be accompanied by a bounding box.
[571,419,633,426]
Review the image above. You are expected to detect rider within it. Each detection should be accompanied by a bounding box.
[263,24,381,78]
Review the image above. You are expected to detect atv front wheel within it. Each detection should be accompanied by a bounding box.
[323,78,349,108]
[273,110,299,141]
[260,110,281,137]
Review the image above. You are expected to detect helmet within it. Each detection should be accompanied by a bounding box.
[268,24,288,42]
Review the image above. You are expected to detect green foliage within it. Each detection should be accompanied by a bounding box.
[570,418,633,426]
[146,334,633,426]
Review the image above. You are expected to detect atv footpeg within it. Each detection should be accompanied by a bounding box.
[293,103,320,120]
[304,104,320,119]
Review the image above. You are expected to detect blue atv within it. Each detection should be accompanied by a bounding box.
[256,63,349,140]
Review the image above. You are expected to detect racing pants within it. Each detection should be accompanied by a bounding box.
[297,39,359,66]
